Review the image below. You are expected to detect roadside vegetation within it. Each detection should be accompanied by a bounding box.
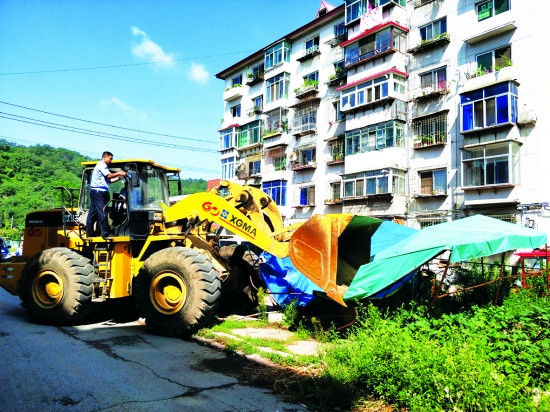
[201,270,549,411]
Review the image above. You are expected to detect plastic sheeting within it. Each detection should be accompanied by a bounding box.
[259,252,322,306]
[345,215,548,301]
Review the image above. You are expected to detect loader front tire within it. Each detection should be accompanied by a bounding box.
[19,248,94,324]
[134,247,221,336]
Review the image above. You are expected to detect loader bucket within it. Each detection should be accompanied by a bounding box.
[288,214,382,306]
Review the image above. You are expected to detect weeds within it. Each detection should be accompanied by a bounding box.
[257,287,268,322]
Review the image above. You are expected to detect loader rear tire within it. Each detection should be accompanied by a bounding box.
[134,247,221,336]
[19,248,94,324]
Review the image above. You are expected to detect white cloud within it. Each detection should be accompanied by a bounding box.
[100,97,147,120]
[189,62,209,84]
[131,26,175,68]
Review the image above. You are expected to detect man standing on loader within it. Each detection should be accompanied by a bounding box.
[86,151,126,238]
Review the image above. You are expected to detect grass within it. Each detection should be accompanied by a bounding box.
[197,266,550,411]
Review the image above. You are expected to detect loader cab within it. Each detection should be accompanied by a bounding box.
[79,159,181,239]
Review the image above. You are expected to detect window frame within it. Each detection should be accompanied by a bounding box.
[419,169,447,195]
[342,168,405,198]
[345,120,405,155]
[461,141,519,188]
[266,72,290,104]
[230,104,241,118]
[264,41,291,71]
[476,0,510,21]
[262,180,287,206]
[460,81,518,132]
[419,17,447,42]
[299,185,316,206]
[231,74,243,87]
[221,157,235,180]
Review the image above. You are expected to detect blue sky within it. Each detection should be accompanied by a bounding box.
[0,0,341,179]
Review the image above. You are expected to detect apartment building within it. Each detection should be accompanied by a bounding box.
[216,0,550,234]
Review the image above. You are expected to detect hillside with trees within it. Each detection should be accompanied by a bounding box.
[0,140,208,239]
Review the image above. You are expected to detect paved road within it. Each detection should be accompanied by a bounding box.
[0,288,306,411]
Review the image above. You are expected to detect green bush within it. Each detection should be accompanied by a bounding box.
[309,292,550,410]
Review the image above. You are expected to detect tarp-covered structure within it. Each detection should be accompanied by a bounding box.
[260,220,417,305]
[345,215,548,301]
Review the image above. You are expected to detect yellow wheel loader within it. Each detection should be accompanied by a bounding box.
[0,159,376,335]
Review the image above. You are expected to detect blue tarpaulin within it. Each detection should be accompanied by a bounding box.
[259,252,322,306]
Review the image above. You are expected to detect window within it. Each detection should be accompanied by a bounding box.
[420,67,447,91]
[460,82,518,132]
[221,157,235,180]
[265,146,287,171]
[237,121,261,148]
[263,109,288,135]
[220,128,236,150]
[249,160,261,175]
[340,72,399,111]
[345,0,363,24]
[334,22,346,36]
[413,113,447,147]
[299,186,316,206]
[252,95,263,110]
[303,71,319,83]
[292,105,317,134]
[230,104,241,118]
[344,27,406,66]
[305,36,319,51]
[262,180,286,206]
[232,75,242,87]
[297,147,316,165]
[345,121,405,155]
[476,45,511,73]
[330,182,341,200]
[251,64,264,77]
[264,42,291,70]
[477,0,510,21]
[420,17,447,42]
[462,141,519,187]
[329,139,345,162]
[333,101,344,122]
[342,168,405,198]
[266,73,290,103]
[419,169,447,195]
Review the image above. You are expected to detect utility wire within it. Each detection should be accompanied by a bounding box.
[0,49,253,76]
[0,100,217,145]
[0,112,218,153]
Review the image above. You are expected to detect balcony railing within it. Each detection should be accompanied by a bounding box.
[290,160,317,171]
[413,81,450,101]
[324,197,343,205]
[408,32,450,54]
[326,33,347,47]
[247,106,263,117]
[292,120,316,136]
[223,85,243,102]
[296,45,321,62]
[327,70,346,87]
[327,153,345,165]
[413,0,443,8]
[345,33,406,69]
[246,72,264,86]
[237,134,262,150]
[413,131,447,149]
[294,83,319,99]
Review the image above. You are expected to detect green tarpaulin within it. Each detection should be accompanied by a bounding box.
[344,215,548,301]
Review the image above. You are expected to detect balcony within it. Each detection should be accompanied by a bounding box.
[413,0,443,7]
[247,106,263,117]
[413,131,447,149]
[326,153,344,165]
[294,83,319,99]
[290,161,317,171]
[326,33,346,47]
[464,65,515,92]
[296,45,320,62]
[262,121,288,139]
[327,70,346,87]
[414,190,447,198]
[292,122,316,137]
[236,135,262,151]
[324,197,343,205]
[223,85,243,102]
[412,81,450,102]
[408,33,450,54]
[246,72,264,86]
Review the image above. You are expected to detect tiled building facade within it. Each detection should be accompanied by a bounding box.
[216,0,550,234]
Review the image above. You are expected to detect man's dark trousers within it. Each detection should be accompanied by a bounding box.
[86,189,110,237]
